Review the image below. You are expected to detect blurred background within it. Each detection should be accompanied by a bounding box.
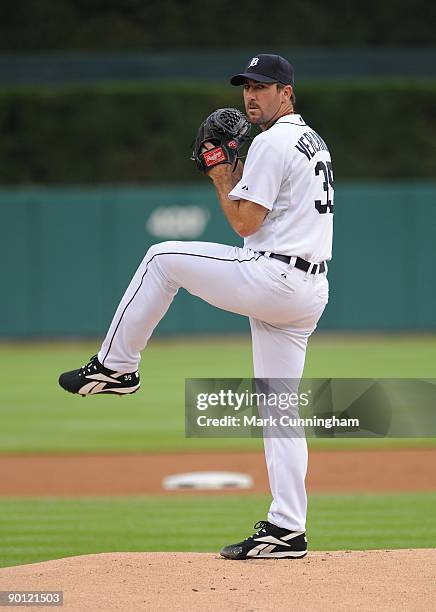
[1,0,435,338]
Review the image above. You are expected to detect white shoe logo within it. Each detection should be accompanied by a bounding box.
[85,373,121,384]
[247,531,306,558]
[249,57,259,68]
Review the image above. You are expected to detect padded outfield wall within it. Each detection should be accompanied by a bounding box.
[1,182,435,337]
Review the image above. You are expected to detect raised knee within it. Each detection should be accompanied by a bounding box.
[145,241,183,259]
[143,241,186,280]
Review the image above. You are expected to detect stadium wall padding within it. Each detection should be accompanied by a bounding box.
[1,182,435,337]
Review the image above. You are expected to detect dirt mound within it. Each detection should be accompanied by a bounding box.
[0,549,434,611]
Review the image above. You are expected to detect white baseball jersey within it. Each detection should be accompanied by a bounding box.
[229,114,333,262]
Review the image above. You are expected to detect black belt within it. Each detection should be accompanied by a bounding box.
[260,252,326,274]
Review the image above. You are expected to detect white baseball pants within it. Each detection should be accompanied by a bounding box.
[99,241,329,532]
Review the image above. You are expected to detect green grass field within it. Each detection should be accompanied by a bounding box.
[0,492,434,568]
[1,335,435,568]
[1,334,436,453]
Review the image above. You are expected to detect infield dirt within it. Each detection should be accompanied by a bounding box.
[0,448,435,496]
[1,449,435,611]
[0,549,435,611]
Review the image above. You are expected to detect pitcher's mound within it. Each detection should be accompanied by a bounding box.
[0,549,434,611]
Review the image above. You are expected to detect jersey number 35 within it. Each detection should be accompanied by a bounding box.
[314,161,334,214]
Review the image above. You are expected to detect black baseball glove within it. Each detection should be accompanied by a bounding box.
[191,108,251,173]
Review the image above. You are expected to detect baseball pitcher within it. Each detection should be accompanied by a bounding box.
[59,53,333,560]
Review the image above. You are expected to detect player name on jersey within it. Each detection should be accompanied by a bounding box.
[295,130,330,160]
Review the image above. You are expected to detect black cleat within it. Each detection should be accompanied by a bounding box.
[59,355,140,396]
[220,520,307,560]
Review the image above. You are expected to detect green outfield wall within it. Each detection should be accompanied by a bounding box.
[1,182,435,337]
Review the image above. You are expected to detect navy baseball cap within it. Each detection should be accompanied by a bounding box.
[230,54,294,86]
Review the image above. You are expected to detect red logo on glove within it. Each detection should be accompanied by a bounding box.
[203,147,227,166]
[227,140,238,149]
